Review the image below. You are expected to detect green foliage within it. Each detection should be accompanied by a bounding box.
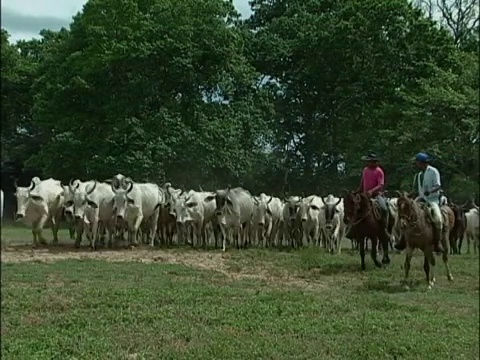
[1,0,478,197]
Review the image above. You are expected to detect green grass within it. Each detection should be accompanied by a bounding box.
[1,226,479,359]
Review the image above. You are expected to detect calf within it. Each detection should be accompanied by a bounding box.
[282,196,303,248]
[15,177,65,246]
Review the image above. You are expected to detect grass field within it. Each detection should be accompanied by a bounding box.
[1,226,479,360]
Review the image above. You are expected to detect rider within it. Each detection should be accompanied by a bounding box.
[357,152,389,228]
[395,152,443,253]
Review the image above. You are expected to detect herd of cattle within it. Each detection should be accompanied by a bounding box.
[3,174,480,255]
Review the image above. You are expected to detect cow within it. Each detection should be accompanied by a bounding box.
[465,203,479,255]
[251,194,273,247]
[62,185,76,240]
[111,178,163,247]
[14,177,65,246]
[178,190,219,248]
[265,196,284,247]
[105,174,129,240]
[281,196,303,248]
[164,185,189,245]
[448,201,467,254]
[69,179,116,249]
[298,195,324,247]
[214,187,254,252]
[322,195,345,254]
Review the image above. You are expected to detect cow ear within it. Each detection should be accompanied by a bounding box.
[204,195,215,202]
[226,197,233,206]
[127,197,135,205]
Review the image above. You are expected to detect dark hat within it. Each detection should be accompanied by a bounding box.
[361,152,379,162]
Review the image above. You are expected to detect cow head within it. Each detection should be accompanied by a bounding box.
[322,196,342,230]
[253,195,273,227]
[72,180,97,219]
[214,189,231,216]
[13,179,37,220]
[111,178,134,220]
[284,196,301,223]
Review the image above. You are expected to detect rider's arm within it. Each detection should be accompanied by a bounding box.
[429,168,442,194]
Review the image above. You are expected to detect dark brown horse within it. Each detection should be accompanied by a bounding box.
[343,190,391,270]
[448,201,467,254]
[396,192,454,290]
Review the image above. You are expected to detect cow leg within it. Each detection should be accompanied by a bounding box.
[31,219,40,247]
[75,221,84,248]
[221,225,227,252]
[51,217,59,245]
[35,214,49,245]
[90,220,99,250]
[133,215,143,246]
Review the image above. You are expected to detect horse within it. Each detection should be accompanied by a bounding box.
[343,190,391,270]
[447,201,468,254]
[395,192,454,290]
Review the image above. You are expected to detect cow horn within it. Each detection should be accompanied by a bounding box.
[199,185,204,192]
[335,197,342,206]
[123,177,133,190]
[86,181,97,195]
[14,178,18,189]
[28,180,36,192]
[267,196,273,204]
[322,196,327,204]
[125,178,134,194]
[162,182,172,190]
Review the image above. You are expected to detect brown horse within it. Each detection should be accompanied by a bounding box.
[343,190,391,270]
[396,192,454,290]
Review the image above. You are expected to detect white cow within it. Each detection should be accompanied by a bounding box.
[69,179,116,249]
[14,177,65,246]
[321,195,345,253]
[252,194,273,247]
[105,174,129,240]
[299,195,324,246]
[465,205,479,254]
[178,190,218,248]
[266,196,284,247]
[111,178,162,247]
[214,187,254,252]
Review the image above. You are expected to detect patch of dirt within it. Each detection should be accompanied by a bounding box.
[1,245,328,290]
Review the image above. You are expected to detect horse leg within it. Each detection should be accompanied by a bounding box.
[359,238,366,271]
[441,228,454,281]
[370,237,382,268]
[379,227,391,265]
[403,246,414,289]
[423,255,431,288]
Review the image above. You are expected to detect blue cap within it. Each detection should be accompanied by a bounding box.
[415,152,430,163]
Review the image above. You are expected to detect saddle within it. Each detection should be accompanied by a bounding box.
[418,202,448,226]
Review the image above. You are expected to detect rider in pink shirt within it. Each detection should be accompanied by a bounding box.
[357,152,389,226]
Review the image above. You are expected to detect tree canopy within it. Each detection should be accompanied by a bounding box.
[1,0,478,200]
